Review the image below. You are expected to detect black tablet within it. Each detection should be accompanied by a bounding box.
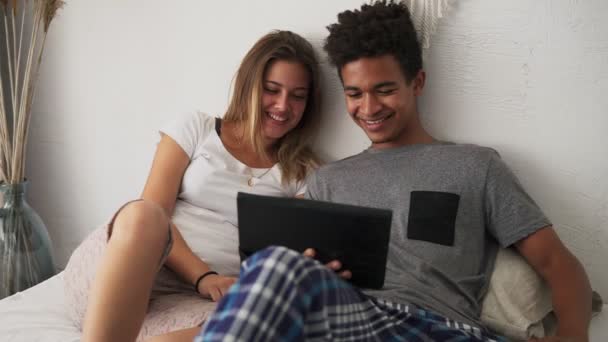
[236,192,392,289]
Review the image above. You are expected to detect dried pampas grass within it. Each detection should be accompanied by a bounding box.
[0,0,65,185]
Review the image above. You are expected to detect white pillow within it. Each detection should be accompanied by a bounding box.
[480,247,553,340]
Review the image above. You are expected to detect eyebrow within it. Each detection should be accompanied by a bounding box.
[344,81,398,91]
[265,80,309,91]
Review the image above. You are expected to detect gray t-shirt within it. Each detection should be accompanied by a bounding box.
[305,142,550,327]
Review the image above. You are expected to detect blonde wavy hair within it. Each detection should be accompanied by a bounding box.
[223,30,322,184]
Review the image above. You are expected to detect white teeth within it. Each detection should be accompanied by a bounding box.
[268,113,287,122]
[364,117,387,125]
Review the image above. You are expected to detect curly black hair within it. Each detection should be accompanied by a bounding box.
[324,0,422,82]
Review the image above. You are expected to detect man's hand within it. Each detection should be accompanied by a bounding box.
[197,274,237,301]
[303,248,352,280]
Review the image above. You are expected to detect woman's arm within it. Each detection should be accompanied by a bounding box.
[141,134,187,214]
[141,134,235,300]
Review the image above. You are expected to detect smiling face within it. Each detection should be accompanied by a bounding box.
[340,54,426,149]
[260,59,310,143]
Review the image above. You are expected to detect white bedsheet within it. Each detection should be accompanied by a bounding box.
[0,273,80,342]
[0,272,606,341]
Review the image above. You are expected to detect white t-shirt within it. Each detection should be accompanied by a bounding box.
[160,112,306,276]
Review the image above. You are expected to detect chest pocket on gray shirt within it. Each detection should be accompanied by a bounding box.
[407,191,460,246]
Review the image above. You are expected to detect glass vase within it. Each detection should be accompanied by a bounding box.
[0,181,56,299]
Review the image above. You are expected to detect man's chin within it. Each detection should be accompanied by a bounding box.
[365,133,390,145]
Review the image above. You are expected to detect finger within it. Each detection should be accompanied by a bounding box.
[211,287,221,302]
[220,284,232,298]
[215,287,224,301]
[303,248,316,258]
[339,270,352,280]
[325,260,341,271]
[219,278,236,288]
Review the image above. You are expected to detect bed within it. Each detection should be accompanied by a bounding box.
[0,272,606,341]
[0,273,80,342]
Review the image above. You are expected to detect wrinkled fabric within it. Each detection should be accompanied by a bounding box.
[63,226,217,341]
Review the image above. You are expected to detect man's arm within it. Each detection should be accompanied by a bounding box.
[515,226,592,341]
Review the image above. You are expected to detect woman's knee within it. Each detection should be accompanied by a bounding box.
[109,200,170,249]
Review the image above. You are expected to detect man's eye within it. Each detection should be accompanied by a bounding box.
[378,89,396,95]
[346,92,362,98]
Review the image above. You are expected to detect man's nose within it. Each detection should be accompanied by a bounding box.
[360,94,381,116]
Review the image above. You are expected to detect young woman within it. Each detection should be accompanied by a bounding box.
[63,30,322,342]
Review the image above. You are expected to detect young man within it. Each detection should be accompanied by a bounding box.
[196,1,592,341]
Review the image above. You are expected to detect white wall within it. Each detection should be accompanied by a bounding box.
[26,0,608,298]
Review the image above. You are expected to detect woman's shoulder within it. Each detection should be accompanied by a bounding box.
[161,111,217,129]
[191,111,218,132]
[159,111,220,158]
[170,111,219,137]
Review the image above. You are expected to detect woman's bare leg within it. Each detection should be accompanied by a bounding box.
[82,200,170,342]
[145,326,201,342]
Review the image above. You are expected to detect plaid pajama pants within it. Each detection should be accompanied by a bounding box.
[196,246,506,342]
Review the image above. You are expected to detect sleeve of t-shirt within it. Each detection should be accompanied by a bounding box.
[158,112,212,159]
[484,151,552,248]
[304,170,320,200]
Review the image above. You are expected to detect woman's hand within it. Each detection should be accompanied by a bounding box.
[197,274,237,301]
[303,248,352,280]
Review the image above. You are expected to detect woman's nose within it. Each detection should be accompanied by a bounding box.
[273,92,289,111]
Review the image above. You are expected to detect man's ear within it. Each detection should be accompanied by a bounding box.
[413,70,426,96]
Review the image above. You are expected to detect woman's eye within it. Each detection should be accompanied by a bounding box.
[264,88,279,94]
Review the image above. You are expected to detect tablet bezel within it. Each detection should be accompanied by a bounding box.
[236,192,392,289]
